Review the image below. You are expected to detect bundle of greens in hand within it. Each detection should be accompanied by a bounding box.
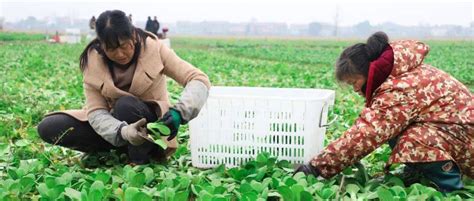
[146,122,171,149]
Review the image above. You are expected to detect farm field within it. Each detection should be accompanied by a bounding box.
[0,33,473,200]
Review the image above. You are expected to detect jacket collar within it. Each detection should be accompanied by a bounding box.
[365,46,394,105]
[83,36,163,98]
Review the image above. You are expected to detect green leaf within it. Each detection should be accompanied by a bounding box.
[177,176,192,190]
[276,160,291,168]
[0,143,9,156]
[250,180,264,193]
[88,189,103,201]
[320,187,335,199]
[19,174,35,193]
[143,167,154,184]
[284,177,297,187]
[64,188,81,200]
[241,192,258,201]
[342,167,353,175]
[277,186,294,201]
[147,122,171,136]
[95,172,111,184]
[291,184,305,201]
[90,180,105,192]
[387,175,405,187]
[125,168,136,181]
[293,172,306,180]
[56,172,72,185]
[164,187,176,200]
[345,184,360,199]
[6,180,20,196]
[88,181,105,201]
[377,187,394,201]
[239,182,253,194]
[44,176,56,188]
[390,186,406,198]
[256,152,269,164]
[81,189,89,201]
[125,187,140,201]
[133,191,152,201]
[130,173,146,187]
[152,138,167,149]
[14,139,30,147]
[37,183,50,198]
[174,190,190,201]
[300,191,313,201]
[191,184,202,195]
[210,178,221,187]
[214,186,227,194]
[270,177,280,189]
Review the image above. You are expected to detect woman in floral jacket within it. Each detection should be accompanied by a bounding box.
[295,32,473,192]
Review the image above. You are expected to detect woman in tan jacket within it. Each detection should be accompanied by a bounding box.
[37,10,211,164]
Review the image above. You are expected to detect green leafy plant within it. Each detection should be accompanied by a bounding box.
[1,35,472,200]
[146,122,171,149]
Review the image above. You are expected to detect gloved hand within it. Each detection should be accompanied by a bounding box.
[294,163,320,177]
[120,118,147,146]
[159,108,182,141]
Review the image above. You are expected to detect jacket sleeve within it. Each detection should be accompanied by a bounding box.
[84,83,109,116]
[159,41,211,89]
[312,87,421,178]
[159,41,211,123]
[88,109,128,146]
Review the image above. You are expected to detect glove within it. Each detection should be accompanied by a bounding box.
[120,118,147,146]
[294,163,320,177]
[159,108,182,141]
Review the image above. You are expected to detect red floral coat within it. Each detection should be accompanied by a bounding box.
[312,40,474,178]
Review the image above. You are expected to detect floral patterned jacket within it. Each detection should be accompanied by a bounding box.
[312,40,474,178]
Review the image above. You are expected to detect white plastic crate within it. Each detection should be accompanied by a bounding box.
[189,86,336,168]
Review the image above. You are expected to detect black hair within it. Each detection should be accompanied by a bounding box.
[335,31,389,81]
[79,10,156,74]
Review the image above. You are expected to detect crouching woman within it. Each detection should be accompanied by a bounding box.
[295,31,473,192]
[37,10,210,164]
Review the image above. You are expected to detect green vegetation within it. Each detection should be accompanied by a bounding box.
[0,32,45,41]
[0,35,473,200]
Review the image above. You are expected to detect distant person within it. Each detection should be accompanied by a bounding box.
[52,31,60,43]
[294,31,473,193]
[89,16,96,30]
[161,27,169,39]
[145,16,153,33]
[37,10,210,165]
[128,14,133,24]
[152,16,160,35]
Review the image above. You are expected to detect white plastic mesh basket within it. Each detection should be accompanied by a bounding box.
[189,86,335,168]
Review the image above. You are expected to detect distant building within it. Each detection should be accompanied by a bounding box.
[247,22,288,36]
[2,16,473,38]
[288,24,308,36]
[431,27,449,37]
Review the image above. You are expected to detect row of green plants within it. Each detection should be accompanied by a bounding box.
[0,36,473,199]
[0,32,45,41]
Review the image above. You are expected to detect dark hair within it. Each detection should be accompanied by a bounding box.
[79,10,156,73]
[335,31,389,81]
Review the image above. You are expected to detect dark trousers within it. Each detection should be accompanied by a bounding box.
[388,137,463,192]
[37,96,164,164]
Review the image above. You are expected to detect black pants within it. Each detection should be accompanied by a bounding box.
[37,96,164,164]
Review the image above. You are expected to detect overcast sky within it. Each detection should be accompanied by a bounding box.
[1,0,473,26]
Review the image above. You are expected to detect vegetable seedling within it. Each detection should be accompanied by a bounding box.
[145,122,171,149]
